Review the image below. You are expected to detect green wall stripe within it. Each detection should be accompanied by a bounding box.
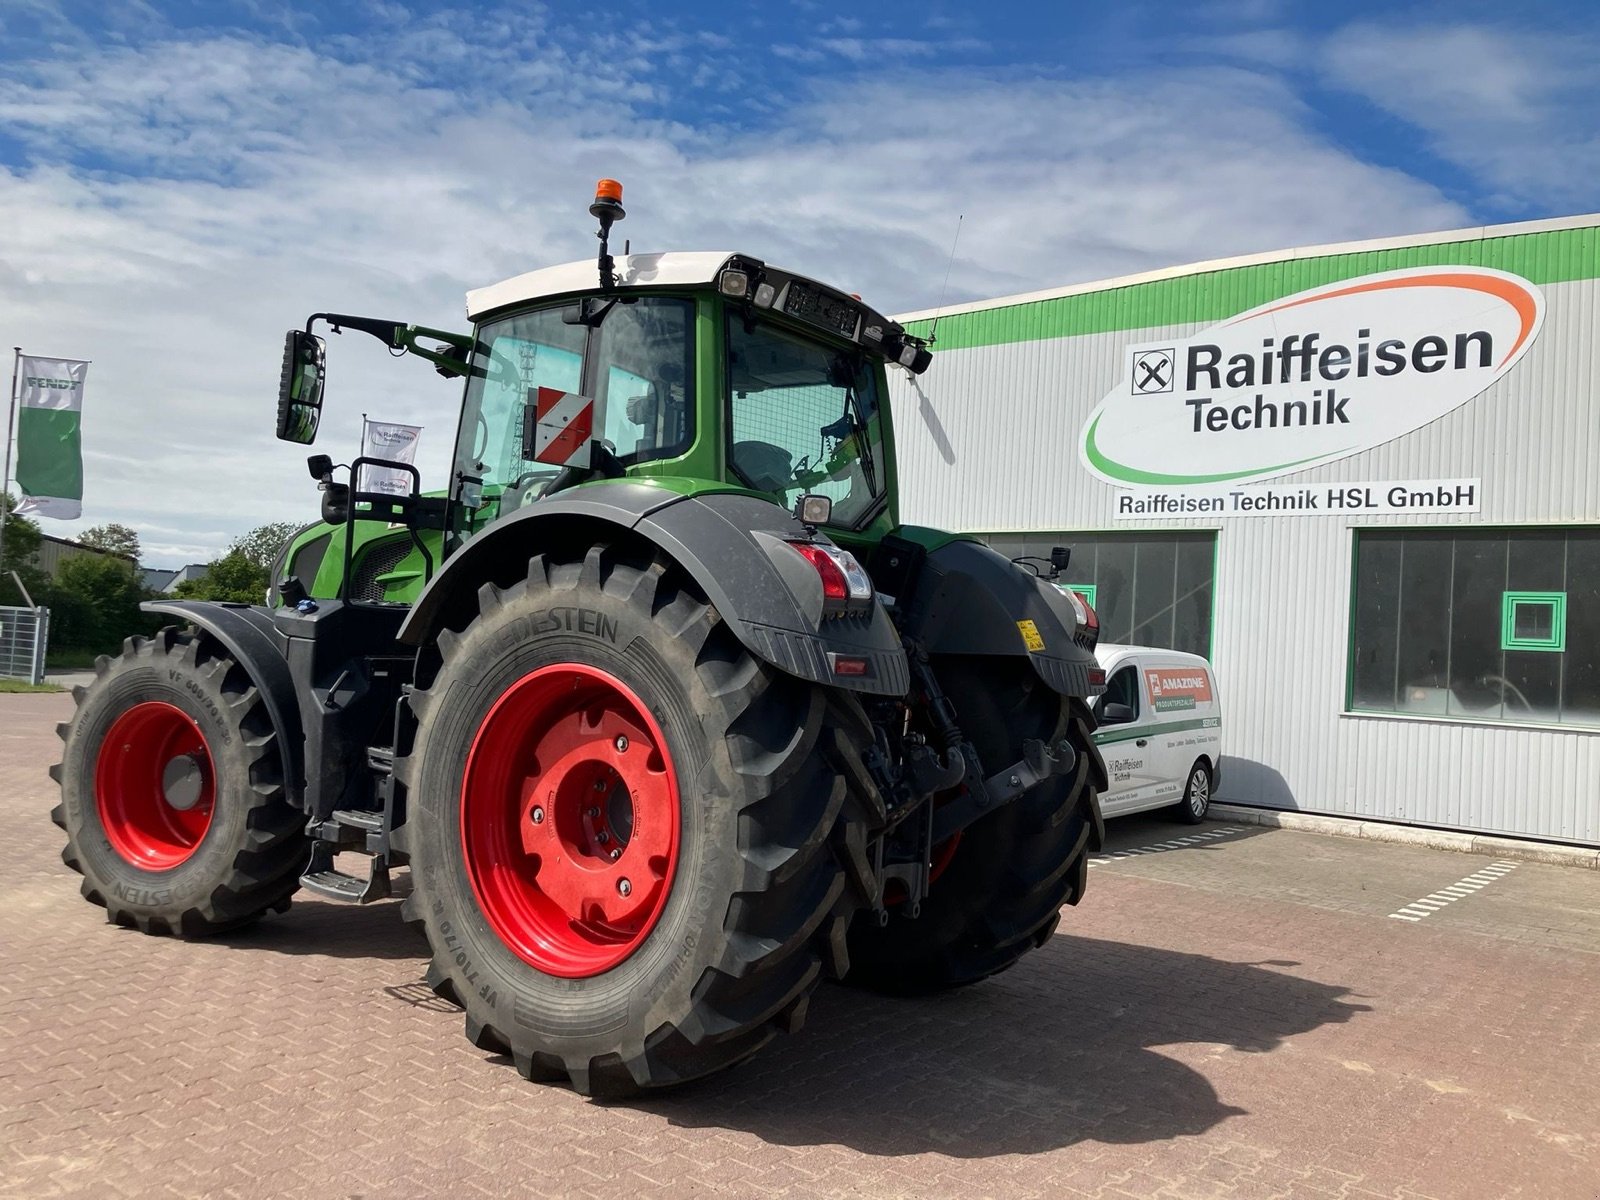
[906,225,1600,351]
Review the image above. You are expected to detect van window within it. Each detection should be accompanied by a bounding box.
[1103,665,1141,722]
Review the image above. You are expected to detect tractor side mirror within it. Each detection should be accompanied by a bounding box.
[277,330,326,444]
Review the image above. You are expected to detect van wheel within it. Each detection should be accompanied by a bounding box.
[1175,759,1211,824]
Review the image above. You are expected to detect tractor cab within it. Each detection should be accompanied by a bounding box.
[273,181,933,607]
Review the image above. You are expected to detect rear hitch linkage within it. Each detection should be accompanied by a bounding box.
[861,643,1078,923]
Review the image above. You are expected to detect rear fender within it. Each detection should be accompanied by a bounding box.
[888,538,1101,698]
[396,483,909,695]
[141,600,306,804]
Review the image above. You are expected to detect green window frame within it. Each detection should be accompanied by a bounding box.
[1502,591,1566,652]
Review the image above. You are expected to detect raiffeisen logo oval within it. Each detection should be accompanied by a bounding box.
[1079,266,1544,487]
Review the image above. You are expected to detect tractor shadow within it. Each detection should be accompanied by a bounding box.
[216,890,427,961]
[642,934,1367,1158]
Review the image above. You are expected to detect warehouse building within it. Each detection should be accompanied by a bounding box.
[891,212,1599,846]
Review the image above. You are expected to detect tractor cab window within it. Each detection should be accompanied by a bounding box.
[593,298,694,463]
[725,318,886,527]
[456,297,695,512]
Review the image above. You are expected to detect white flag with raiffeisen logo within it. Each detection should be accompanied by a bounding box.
[359,418,423,497]
[15,357,89,520]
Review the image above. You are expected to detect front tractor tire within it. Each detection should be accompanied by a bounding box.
[844,657,1106,995]
[396,543,863,1096]
[51,630,308,936]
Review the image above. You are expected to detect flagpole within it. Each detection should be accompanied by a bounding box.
[0,347,19,573]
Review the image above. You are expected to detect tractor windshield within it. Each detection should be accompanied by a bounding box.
[455,297,695,510]
[725,317,886,527]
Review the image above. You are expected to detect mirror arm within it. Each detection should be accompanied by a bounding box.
[305,313,475,377]
[306,312,404,343]
[396,324,475,377]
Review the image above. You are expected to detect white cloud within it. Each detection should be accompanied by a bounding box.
[0,15,1469,564]
[1323,21,1600,210]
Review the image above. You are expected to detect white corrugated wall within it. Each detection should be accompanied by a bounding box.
[888,228,1600,846]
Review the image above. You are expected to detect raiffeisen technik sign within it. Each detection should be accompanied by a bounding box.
[1080,267,1544,487]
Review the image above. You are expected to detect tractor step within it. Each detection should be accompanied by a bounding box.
[331,807,383,832]
[299,840,391,904]
[310,808,386,851]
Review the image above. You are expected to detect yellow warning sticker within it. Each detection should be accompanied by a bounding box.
[1016,619,1045,652]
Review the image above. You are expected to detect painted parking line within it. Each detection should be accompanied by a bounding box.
[1089,826,1247,867]
[1388,860,1520,921]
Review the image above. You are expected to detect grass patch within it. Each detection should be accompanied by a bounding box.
[0,678,63,693]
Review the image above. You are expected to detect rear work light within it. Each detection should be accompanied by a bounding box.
[787,541,874,616]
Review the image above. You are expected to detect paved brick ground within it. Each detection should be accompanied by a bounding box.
[4,689,1598,1199]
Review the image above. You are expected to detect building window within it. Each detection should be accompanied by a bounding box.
[1349,528,1600,726]
[982,531,1215,657]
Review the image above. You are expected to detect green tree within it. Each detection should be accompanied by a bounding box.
[0,492,47,607]
[78,522,142,563]
[174,550,266,604]
[169,522,296,605]
[47,552,149,652]
[232,521,298,571]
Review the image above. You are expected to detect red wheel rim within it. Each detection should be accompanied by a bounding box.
[461,664,681,978]
[95,701,216,870]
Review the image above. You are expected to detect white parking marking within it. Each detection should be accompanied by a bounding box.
[1089,826,1246,867]
[1387,860,1520,921]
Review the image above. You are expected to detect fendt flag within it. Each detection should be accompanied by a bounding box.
[15,357,89,520]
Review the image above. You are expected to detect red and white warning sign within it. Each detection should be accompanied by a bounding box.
[530,386,595,466]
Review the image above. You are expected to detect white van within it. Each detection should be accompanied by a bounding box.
[1089,644,1222,822]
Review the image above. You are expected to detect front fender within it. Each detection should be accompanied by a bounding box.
[396,482,909,695]
[141,600,306,803]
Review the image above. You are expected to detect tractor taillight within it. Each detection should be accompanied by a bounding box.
[1064,587,1098,633]
[793,543,847,601]
[788,541,874,616]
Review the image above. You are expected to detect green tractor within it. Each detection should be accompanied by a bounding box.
[52,181,1108,1095]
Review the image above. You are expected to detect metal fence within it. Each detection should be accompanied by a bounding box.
[0,605,50,685]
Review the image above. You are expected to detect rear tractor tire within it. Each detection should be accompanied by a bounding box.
[395,543,867,1096]
[51,629,307,936]
[844,657,1105,995]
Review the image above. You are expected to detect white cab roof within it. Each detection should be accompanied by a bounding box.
[466,251,740,320]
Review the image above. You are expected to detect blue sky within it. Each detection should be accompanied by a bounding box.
[2,0,1597,562]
